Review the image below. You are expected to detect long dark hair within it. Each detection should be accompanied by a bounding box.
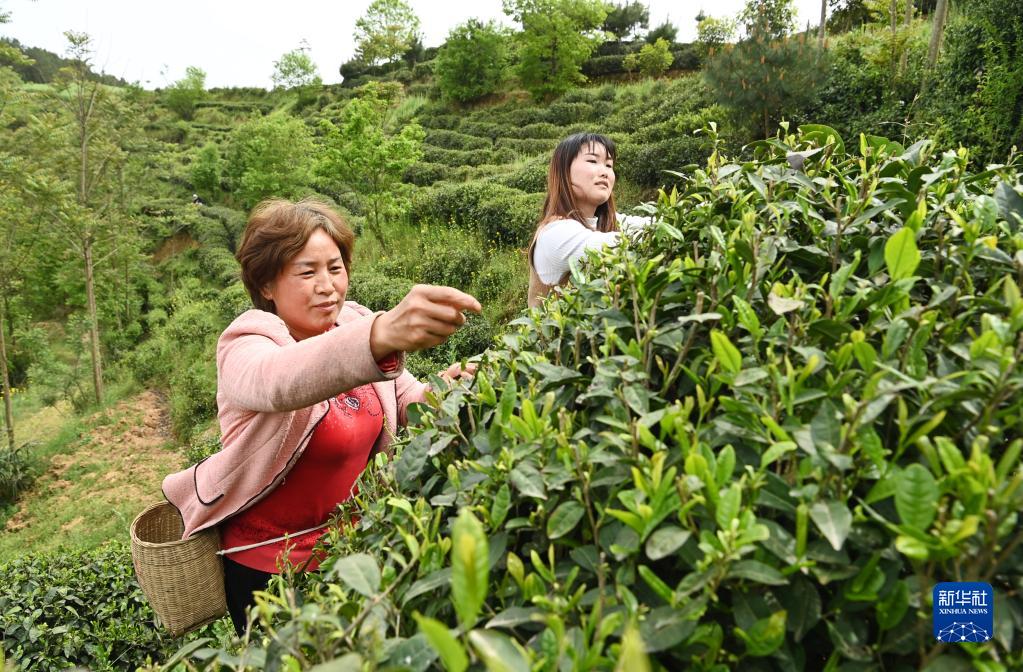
[538,132,618,234]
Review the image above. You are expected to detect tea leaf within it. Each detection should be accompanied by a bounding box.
[468,630,530,672]
[895,464,938,531]
[546,501,585,539]
[884,227,920,280]
[710,330,742,374]
[414,614,467,672]
[451,509,488,629]
[809,500,852,551]
[331,553,380,598]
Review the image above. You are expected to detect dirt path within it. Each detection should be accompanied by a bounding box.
[0,390,184,561]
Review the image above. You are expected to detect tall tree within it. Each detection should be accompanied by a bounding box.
[645,20,678,44]
[739,0,796,39]
[818,0,828,46]
[0,62,23,450]
[503,0,610,100]
[163,65,206,120]
[353,0,421,65]
[602,1,649,40]
[315,83,424,246]
[926,0,949,68]
[898,0,914,73]
[225,114,315,209]
[272,46,321,90]
[434,20,510,104]
[704,23,827,137]
[49,31,138,404]
[272,46,322,107]
[696,14,737,55]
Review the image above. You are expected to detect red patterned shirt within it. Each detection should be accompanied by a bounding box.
[219,380,385,572]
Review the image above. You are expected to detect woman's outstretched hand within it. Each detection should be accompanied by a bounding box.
[439,361,478,383]
[370,284,481,360]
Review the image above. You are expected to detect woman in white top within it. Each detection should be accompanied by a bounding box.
[527,132,650,307]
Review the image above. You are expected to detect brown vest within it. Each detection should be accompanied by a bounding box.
[527,226,570,309]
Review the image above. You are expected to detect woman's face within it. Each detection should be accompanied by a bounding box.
[261,228,348,341]
[569,142,615,216]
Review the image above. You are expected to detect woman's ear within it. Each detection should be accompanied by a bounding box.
[260,283,274,301]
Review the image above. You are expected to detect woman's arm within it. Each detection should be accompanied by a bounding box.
[217,312,396,413]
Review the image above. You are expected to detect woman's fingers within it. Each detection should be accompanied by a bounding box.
[413,285,482,314]
[374,285,482,354]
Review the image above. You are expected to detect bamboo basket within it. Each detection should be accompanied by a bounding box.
[130,502,227,636]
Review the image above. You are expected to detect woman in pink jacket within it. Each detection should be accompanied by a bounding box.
[162,198,479,634]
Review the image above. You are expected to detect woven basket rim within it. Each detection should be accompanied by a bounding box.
[130,501,198,549]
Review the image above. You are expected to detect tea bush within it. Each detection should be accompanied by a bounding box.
[616,135,709,187]
[425,129,493,151]
[411,181,543,247]
[177,126,1023,670]
[0,544,215,671]
[403,161,451,186]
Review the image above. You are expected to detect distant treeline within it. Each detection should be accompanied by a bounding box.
[0,37,128,86]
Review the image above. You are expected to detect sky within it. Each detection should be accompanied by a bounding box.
[3,0,825,89]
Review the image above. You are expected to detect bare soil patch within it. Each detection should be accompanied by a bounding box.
[1,390,184,556]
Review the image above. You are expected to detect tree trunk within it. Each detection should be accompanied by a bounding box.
[0,306,14,452]
[899,0,914,74]
[927,0,949,69]
[818,0,827,48]
[84,239,104,404]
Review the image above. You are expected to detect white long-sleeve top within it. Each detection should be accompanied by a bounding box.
[532,214,653,285]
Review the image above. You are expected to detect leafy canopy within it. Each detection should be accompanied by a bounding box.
[315,82,424,246]
[163,65,206,120]
[502,0,611,100]
[602,1,649,40]
[271,47,321,90]
[434,19,509,104]
[225,113,314,208]
[353,0,421,66]
[740,0,796,39]
[624,37,674,78]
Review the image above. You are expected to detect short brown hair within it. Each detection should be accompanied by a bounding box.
[236,198,355,313]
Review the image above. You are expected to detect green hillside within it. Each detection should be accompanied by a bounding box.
[0,0,1021,669]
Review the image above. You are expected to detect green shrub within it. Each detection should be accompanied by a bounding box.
[424,128,492,151]
[456,120,505,141]
[503,121,577,140]
[616,135,709,187]
[169,353,217,440]
[402,161,450,186]
[348,270,414,312]
[421,145,516,168]
[581,53,628,77]
[496,156,549,193]
[493,136,556,156]
[417,113,460,130]
[411,181,541,246]
[0,545,214,670]
[197,246,240,287]
[184,432,222,466]
[172,128,1023,671]
[0,443,33,506]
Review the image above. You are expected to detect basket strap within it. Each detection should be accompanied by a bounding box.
[217,522,331,556]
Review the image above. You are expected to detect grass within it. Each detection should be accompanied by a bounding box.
[0,377,179,564]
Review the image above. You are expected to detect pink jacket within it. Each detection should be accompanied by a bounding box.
[162,303,427,539]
